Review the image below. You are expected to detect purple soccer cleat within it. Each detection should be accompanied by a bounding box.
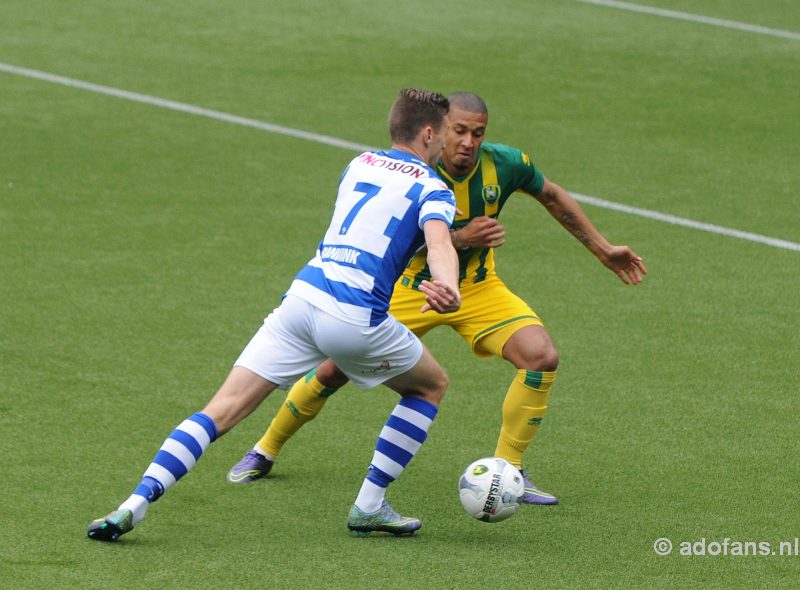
[226,450,274,484]
[520,469,558,505]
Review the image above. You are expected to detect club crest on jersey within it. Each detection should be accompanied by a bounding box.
[482,184,501,205]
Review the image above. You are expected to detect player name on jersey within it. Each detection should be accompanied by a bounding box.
[321,245,361,265]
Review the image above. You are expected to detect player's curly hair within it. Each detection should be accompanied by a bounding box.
[388,88,450,143]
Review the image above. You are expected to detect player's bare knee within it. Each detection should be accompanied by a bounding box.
[504,327,559,372]
[201,406,233,437]
[508,344,559,372]
[416,387,446,406]
[427,368,449,404]
[535,345,559,372]
[436,368,450,396]
[316,360,349,388]
[409,368,448,406]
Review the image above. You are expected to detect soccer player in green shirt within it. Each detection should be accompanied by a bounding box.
[226,92,647,504]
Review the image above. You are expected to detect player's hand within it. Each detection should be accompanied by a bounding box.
[602,246,648,285]
[419,280,461,314]
[453,216,506,249]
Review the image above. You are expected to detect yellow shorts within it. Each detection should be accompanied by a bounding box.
[389,274,543,358]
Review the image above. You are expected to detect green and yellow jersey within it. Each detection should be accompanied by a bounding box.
[400,142,545,288]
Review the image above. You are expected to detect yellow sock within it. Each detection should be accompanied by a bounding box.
[256,372,337,458]
[494,369,557,469]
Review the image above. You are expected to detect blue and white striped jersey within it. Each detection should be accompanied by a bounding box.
[286,149,456,326]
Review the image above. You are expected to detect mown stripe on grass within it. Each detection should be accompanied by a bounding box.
[1,62,798,253]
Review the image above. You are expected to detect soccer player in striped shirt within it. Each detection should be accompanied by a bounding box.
[87,88,461,541]
[227,92,647,504]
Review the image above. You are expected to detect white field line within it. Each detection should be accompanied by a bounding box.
[577,0,800,41]
[573,194,800,251]
[0,63,373,153]
[1,62,798,252]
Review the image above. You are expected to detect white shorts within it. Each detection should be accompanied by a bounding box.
[234,295,424,389]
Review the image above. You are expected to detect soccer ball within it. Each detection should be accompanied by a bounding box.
[458,457,524,522]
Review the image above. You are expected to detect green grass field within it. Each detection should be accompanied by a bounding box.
[2,1,798,588]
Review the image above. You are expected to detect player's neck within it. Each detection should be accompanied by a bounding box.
[391,143,432,167]
[391,143,424,160]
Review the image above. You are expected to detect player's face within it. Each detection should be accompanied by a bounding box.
[424,115,449,167]
[441,107,488,175]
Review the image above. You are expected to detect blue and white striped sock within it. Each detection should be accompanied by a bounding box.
[354,397,438,513]
[119,412,218,524]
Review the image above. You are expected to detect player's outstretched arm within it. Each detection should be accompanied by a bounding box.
[420,219,461,313]
[536,179,648,285]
